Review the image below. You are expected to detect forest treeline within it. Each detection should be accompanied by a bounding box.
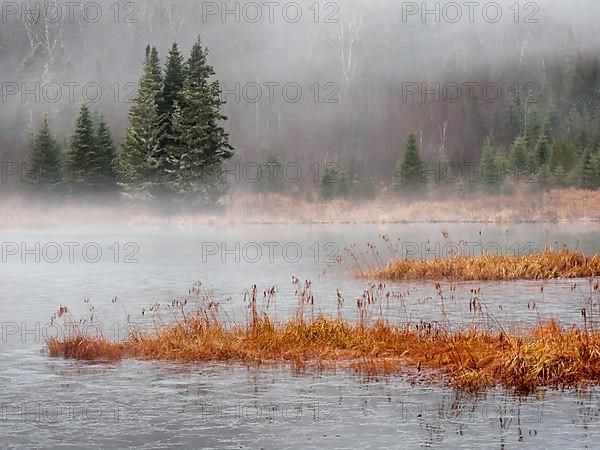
[2,1,600,201]
[24,30,600,202]
[25,37,233,204]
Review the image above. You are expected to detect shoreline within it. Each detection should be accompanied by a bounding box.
[2,188,600,229]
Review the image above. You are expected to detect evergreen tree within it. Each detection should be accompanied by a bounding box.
[511,135,529,178]
[534,128,551,168]
[581,150,600,189]
[66,104,97,189]
[117,45,166,195]
[393,134,424,191]
[26,115,62,190]
[146,45,163,106]
[161,42,184,120]
[166,36,233,202]
[157,42,185,177]
[94,116,117,189]
[479,136,503,190]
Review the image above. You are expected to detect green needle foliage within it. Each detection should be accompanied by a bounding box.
[26,114,62,191]
[393,134,424,193]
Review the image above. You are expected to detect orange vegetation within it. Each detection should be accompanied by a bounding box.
[366,250,600,281]
[47,283,600,393]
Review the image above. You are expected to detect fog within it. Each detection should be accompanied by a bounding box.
[3,6,600,447]
[1,0,600,195]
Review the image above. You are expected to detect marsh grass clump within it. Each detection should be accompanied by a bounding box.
[46,305,125,361]
[366,250,600,281]
[46,280,600,393]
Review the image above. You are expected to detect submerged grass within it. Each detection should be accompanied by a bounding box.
[47,281,600,393]
[365,250,600,281]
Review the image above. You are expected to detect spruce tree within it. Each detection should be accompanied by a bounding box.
[94,116,117,189]
[535,128,551,168]
[167,36,233,201]
[511,135,529,178]
[393,134,424,191]
[157,42,185,179]
[581,150,600,190]
[66,104,97,190]
[146,45,163,106]
[26,115,62,190]
[480,136,502,190]
[117,45,166,195]
[161,42,184,120]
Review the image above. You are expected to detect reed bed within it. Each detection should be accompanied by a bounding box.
[47,280,600,393]
[365,250,600,281]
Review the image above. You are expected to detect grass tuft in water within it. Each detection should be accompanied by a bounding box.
[47,281,600,393]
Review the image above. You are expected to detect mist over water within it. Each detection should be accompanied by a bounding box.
[1,221,600,447]
[3,0,600,183]
[2,1,600,448]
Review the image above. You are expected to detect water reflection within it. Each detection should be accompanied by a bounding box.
[1,223,600,447]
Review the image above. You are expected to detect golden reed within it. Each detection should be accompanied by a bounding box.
[47,280,600,393]
[365,250,600,281]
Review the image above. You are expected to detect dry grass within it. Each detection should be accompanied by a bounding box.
[3,188,600,229]
[47,284,600,393]
[365,250,600,281]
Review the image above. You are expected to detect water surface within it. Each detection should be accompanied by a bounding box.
[1,223,600,448]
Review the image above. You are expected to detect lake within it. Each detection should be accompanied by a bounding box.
[1,222,600,448]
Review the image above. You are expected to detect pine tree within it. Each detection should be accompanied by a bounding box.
[66,104,97,190]
[479,136,502,190]
[26,115,62,190]
[157,42,185,179]
[581,150,600,189]
[161,42,184,120]
[117,45,166,195]
[167,36,233,201]
[511,135,529,178]
[94,116,117,189]
[393,134,424,191]
[146,45,163,106]
[534,128,551,169]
